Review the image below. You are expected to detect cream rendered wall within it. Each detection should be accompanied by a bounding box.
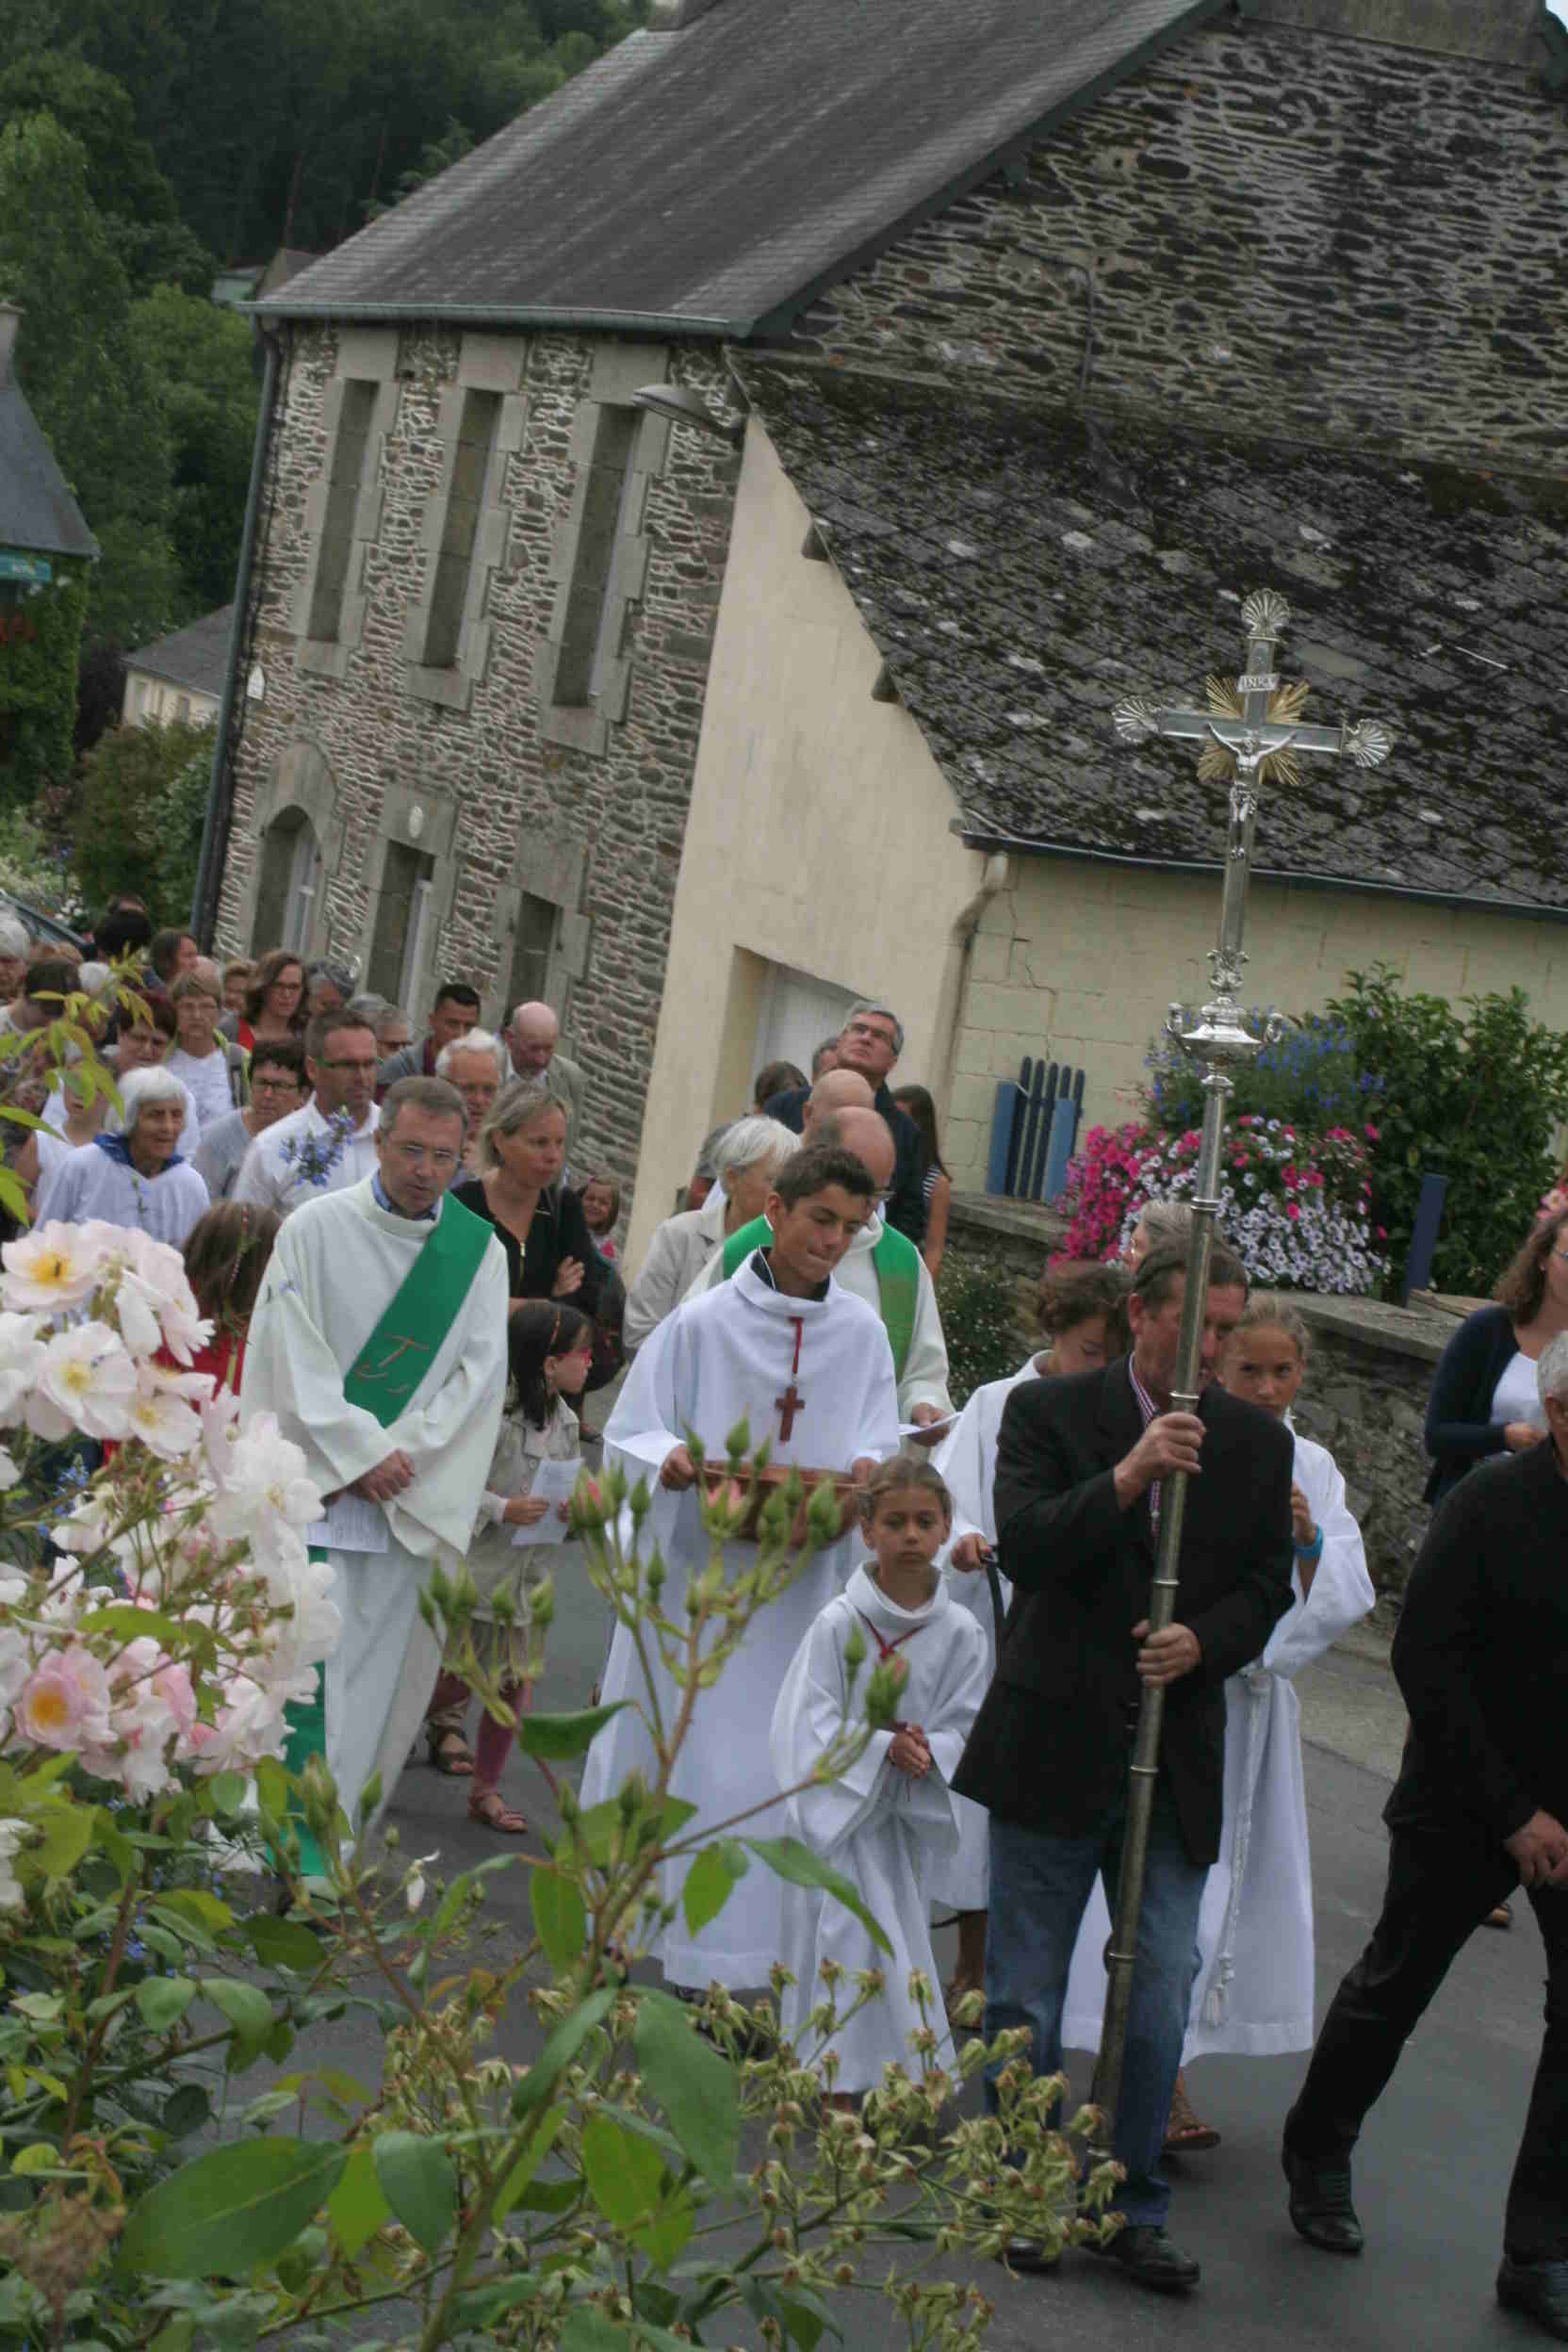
[625,421,986,1268]
[121,673,220,730]
[945,858,1568,1190]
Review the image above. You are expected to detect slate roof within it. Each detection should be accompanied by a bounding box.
[256,0,1223,333]
[737,360,1568,915]
[0,368,99,563]
[123,605,234,698]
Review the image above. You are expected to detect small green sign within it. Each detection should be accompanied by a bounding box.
[0,552,51,584]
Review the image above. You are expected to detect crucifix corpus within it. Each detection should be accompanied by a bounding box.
[1093,589,1393,2138]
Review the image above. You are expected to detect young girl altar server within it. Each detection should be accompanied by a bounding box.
[1062,1298,1374,2143]
[771,1459,990,2101]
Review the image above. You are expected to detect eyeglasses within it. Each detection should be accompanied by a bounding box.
[252,1075,301,1093]
[385,1141,461,1172]
[318,1057,378,1075]
[843,1021,896,1043]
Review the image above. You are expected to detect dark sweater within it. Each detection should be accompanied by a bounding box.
[1422,1302,1520,1505]
[450,1177,602,1316]
[1390,1439,1568,1844]
[764,1080,927,1247]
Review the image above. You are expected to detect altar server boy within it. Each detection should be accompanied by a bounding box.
[772,1459,990,2100]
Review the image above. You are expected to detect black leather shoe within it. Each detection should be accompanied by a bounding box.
[995,2235,1058,2275]
[1497,2255,1568,2339]
[1282,2146,1364,2255]
[1091,2224,1201,2293]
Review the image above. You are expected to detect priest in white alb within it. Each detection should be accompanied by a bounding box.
[241,1076,508,1863]
[580,1140,902,1992]
[684,1108,952,1436]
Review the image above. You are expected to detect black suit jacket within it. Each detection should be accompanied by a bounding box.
[952,1360,1294,1864]
[764,1081,927,1247]
[1388,1439,1568,1845]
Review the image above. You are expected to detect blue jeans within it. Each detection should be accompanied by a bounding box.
[985,1782,1207,2228]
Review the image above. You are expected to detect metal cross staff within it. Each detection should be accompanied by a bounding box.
[1092,589,1393,2141]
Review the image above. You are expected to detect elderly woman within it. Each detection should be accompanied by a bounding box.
[435,1028,510,1167]
[450,1081,603,1315]
[165,970,249,1136]
[1126,1195,1197,1266]
[34,1067,209,1246]
[623,1114,798,1352]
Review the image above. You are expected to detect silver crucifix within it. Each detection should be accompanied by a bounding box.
[1091,588,1393,2153]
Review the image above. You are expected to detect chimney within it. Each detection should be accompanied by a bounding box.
[0,305,19,386]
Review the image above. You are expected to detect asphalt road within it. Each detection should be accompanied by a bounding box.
[286,1542,1547,2351]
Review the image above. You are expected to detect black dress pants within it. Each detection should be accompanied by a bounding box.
[1284,1821,1568,2261]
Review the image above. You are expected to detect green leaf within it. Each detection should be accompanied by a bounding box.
[161,2083,210,2139]
[634,1989,739,2189]
[581,2113,665,2230]
[631,2190,695,2273]
[326,2146,390,2259]
[119,2139,346,2277]
[516,1699,631,1760]
[530,1867,586,1972]
[135,1975,196,2031]
[510,1986,615,2117]
[561,2316,629,2352]
[241,1915,325,1974]
[744,1835,892,1955]
[680,1844,744,1936]
[371,2132,456,2256]
[565,1794,696,1870]
[454,2276,543,2327]
[91,1810,137,1884]
[156,1888,233,1929]
[195,1977,273,2046]
[205,1772,249,1818]
[492,2108,566,2221]
[32,1805,93,1881]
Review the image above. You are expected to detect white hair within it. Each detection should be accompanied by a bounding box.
[119,1065,189,1134]
[436,1027,509,1083]
[713,1114,798,1185]
[0,914,31,960]
[1538,1331,1568,1409]
[74,961,113,999]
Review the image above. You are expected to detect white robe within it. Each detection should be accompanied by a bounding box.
[1062,1428,1374,2059]
[232,1100,381,1217]
[580,1257,901,1989]
[684,1211,953,1421]
[240,1178,508,1837]
[34,1139,209,1248]
[926,1352,1041,1909]
[772,1565,989,2092]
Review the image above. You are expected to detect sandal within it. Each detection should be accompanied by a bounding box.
[1163,2070,1221,2154]
[467,1788,529,1835]
[428,1725,474,1777]
[1485,1902,1512,1931]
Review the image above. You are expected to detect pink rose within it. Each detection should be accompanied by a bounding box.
[14,1649,114,1752]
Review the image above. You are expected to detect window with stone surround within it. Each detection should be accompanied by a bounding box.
[553,404,639,708]
[252,809,322,959]
[401,337,525,713]
[368,840,435,1005]
[307,380,378,645]
[422,388,502,670]
[505,891,561,1015]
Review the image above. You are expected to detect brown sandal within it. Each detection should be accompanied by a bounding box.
[467,1789,528,1835]
[1163,2070,1221,2154]
[428,1726,474,1776]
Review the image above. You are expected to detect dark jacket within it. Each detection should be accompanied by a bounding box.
[952,1361,1294,1865]
[1422,1301,1520,1506]
[450,1176,603,1318]
[1389,1439,1568,1846]
[765,1080,927,1247]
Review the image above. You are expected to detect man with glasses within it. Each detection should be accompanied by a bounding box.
[233,1011,383,1215]
[193,1038,307,1200]
[764,1000,927,1246]
[243,1076,508,1863]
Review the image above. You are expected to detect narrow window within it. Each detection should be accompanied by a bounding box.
[553,405,638,707]
[423,388,501,669]
[308,380,378,645]
[506,891,560,1012]
[368,840,435,1003]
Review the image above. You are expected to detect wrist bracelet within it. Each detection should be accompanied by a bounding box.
[1293,1527,1323,1562]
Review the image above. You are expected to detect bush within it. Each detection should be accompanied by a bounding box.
[1326,966,1568,1298]
[1146,1013,1385,1135]
[936,1251,1028,1404]
[72,716,212,928]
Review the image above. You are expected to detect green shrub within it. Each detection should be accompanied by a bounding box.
[937,1250,1028,1404]
[72,715,212,927]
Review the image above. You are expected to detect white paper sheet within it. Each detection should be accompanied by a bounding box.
[510,1457,581,1547]
[306,1493,390,1553]
[899,1413,957,1440]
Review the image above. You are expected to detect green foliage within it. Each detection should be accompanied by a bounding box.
[0,802,82,926]
[0,112,178,645]
[936,1250,1027,1405]
[1326,965,1568,1298]
[0,565,90,808]
[129,288,259,611]
[73,716,214,926]
[0,53,200,300]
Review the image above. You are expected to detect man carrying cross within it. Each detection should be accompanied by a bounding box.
[241,1076,509,1861]
[580,1142,902,1992]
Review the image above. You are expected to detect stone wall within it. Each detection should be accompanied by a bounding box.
[216,322,743,1194]
[786,14,1566,471]
[937,1197,1444,1599]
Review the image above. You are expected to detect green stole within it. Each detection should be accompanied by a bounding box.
[718,1216,921,1380]
[282,1191,494,1870]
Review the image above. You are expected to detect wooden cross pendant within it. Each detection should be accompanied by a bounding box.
[775,1380,806,1440]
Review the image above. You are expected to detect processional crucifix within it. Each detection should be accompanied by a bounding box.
[1093,589,1393,2133]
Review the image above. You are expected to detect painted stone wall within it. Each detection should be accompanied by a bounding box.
[787,15,1566,471]
[216,322,743,1193]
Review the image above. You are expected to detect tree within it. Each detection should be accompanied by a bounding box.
[131,288,259,613]
[0,113,178,648]
[74,717,213,926]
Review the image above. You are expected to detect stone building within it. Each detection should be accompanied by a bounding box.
[208,0,1568,1244]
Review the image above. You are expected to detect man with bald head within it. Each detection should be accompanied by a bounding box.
[800,1068,874,1137]
[689,1103,953,1433]
[506,1000,584,1158]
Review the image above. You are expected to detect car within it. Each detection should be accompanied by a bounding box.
[0,889,89,957]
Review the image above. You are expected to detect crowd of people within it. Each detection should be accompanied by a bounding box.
[10,905,1568,2338]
